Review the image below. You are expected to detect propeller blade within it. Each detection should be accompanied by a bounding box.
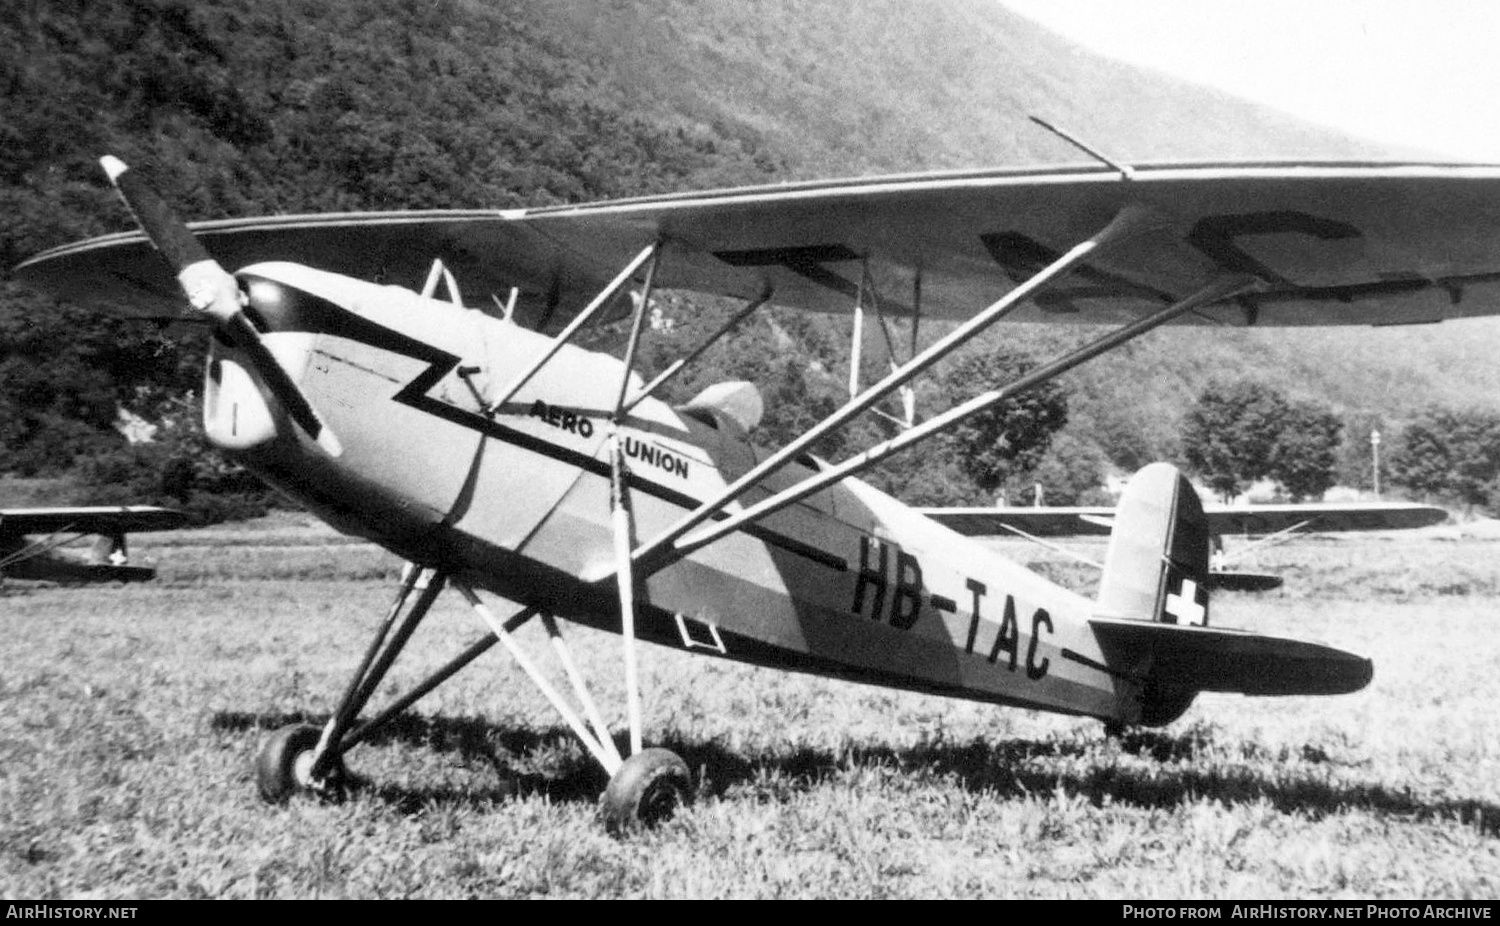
[99,156,342,457]
[99,156,240,324]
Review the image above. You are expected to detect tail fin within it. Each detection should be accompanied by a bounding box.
[89,531,128,566]
[1096,462,1211,626]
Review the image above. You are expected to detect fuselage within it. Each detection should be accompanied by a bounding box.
[212,262,1144,723]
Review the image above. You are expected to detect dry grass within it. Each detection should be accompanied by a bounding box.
[2,517,1499,898]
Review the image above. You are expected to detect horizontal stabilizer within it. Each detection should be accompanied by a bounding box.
[2,559,156,584]
[1201,571,1283,592]
[1089,616,1372,696]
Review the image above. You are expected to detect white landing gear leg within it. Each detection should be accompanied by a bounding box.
[454,578,690,834]
[599,247,691,832]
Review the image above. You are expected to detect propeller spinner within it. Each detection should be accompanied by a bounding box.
[100,157,341,457]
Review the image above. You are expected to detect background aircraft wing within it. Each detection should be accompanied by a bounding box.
[1090,617,1372,696]
[0,506,190,538]
[921,501,1447,538]
[0,507,187,584]
[18,161,1500,332]
[919,506,1117,537]
[1200,501,1448,534]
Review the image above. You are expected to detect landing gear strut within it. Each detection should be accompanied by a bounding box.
[454,581,692,832]
[252,567,502,809]
[246,242,695,832]
[254,564,691,832]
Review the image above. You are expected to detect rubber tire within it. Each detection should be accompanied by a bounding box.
[255,723,345,804]
[600,747,692,834]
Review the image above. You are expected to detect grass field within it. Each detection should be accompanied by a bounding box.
[2,513,1498,899]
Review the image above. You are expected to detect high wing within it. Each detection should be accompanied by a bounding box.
[920,501,1448,538]
[18,161,1500,332]
[0,506,190,537]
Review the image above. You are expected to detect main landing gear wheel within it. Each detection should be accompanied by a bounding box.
[255,723,347,804]
[600,748,692,834]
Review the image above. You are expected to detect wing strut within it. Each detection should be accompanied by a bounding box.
[904,265,922,427]
[669,274,1257,560]
[486,242,659,412]
[992,521,1105,570]
[0,525,87,571]
[852,260,916,428]
[631,205,1168,566]
[419,258,465,306]
[1215,517,1315,569]
[621,285,773,412]
[869,264,917,429]
[849,260,866,398]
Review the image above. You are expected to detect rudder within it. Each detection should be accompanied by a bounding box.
[1096,462,1212,627]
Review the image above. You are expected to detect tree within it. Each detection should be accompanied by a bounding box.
[1010,432,1111,506]
[71,392,278,525]
[940,351,1068,497]
[1269,400,1343,501]
[0,295,200,475]
[0,0,783,504]
[1387,406,1500,510]
[1181,379,1289,500]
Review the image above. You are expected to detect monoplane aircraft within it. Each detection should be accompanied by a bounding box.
[16,154,1500,830]
[0,505,187,584]
[922,500,1449,591]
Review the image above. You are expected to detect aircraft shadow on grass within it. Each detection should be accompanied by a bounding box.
[212,709,1499,836]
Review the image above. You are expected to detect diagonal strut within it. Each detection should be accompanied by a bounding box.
[669,275,1257,560]
[629,205,1169,567]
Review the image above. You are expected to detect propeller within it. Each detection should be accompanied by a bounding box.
[100,156,342,457]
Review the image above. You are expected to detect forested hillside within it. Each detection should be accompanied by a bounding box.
[5,0,1500,511]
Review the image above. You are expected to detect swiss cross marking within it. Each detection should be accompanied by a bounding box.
[1164,577,1207,626]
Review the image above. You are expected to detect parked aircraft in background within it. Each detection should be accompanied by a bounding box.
[921,500,1449,591]
[1,506,188,584]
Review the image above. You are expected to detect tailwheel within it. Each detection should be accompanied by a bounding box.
[255,723,347,804]
[601,747,692,834]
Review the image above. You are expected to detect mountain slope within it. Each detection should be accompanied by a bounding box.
[506,0,1500,460]
[5,0,1500,497]
[524,0,1411,177]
